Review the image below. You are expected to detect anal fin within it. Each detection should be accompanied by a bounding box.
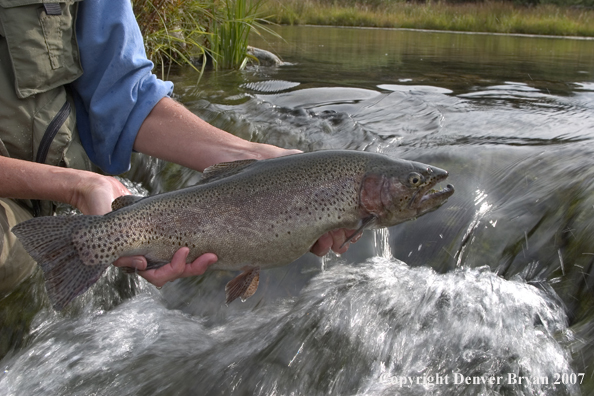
[225,266,260,305]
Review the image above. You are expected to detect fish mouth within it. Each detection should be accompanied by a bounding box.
[419,184,455,204]
[411,172,455,213]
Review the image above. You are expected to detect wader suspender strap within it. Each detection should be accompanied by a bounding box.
[43,4,62,16]
[32,99,72,216]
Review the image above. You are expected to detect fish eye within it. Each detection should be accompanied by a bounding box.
[408,172,424,186]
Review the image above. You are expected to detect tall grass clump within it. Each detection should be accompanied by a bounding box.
[207,0,281,70]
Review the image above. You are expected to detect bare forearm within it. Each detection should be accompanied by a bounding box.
[134,97,299,171]
[0,156,129,215]
[0,156,89,203]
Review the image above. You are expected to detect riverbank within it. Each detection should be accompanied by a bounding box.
[259,1,594,37]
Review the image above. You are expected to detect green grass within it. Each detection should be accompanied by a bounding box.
[207,0,281,70]
[260,0,594,37]
[133,0,277,74]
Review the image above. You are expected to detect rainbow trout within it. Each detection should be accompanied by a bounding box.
[12,150,454,310]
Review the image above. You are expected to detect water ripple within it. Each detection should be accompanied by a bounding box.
[186,86,444,152]
[0,259,576,395]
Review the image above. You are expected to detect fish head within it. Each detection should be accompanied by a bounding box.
[360,160,455,227]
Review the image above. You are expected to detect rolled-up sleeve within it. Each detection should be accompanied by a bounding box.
[71,0,173,174]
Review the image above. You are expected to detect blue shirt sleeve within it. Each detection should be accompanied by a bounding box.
[71,0,173,175]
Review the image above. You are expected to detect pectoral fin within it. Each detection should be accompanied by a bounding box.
[225,266,260,305]
[340,215,377,249]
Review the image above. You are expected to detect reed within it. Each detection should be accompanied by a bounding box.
[260,0,594,37]
[207,0,281,70]
[133,0,276,74]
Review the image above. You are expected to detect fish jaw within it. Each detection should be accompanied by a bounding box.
[416,183,455,216]
[411,166,455,216]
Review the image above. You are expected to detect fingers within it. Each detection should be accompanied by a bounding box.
[112,249,218,288]
[113,255,147,270]
[330,229,350,255]
[185,252,218,276]
[310,232,333,256]
[310,229,359,257]
[281,149,303,156]
[136,248,218,288]
[256,144,302,159]
[108,176,132,197]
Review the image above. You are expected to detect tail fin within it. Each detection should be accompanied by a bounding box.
[11,215,108,310]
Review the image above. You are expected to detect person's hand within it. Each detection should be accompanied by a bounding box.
[70,174,132,215]
[310,228,362,256]
[113,248,217,287]
[248,143,302,160]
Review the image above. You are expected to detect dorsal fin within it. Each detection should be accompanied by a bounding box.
[201,159,258,183]
[111,195,144,211]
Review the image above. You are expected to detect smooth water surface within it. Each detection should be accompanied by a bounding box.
[2,26,594,395]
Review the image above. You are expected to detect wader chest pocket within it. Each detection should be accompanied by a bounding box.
[0,0,83,99]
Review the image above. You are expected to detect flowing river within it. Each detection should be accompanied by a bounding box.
[1,26,594,395]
